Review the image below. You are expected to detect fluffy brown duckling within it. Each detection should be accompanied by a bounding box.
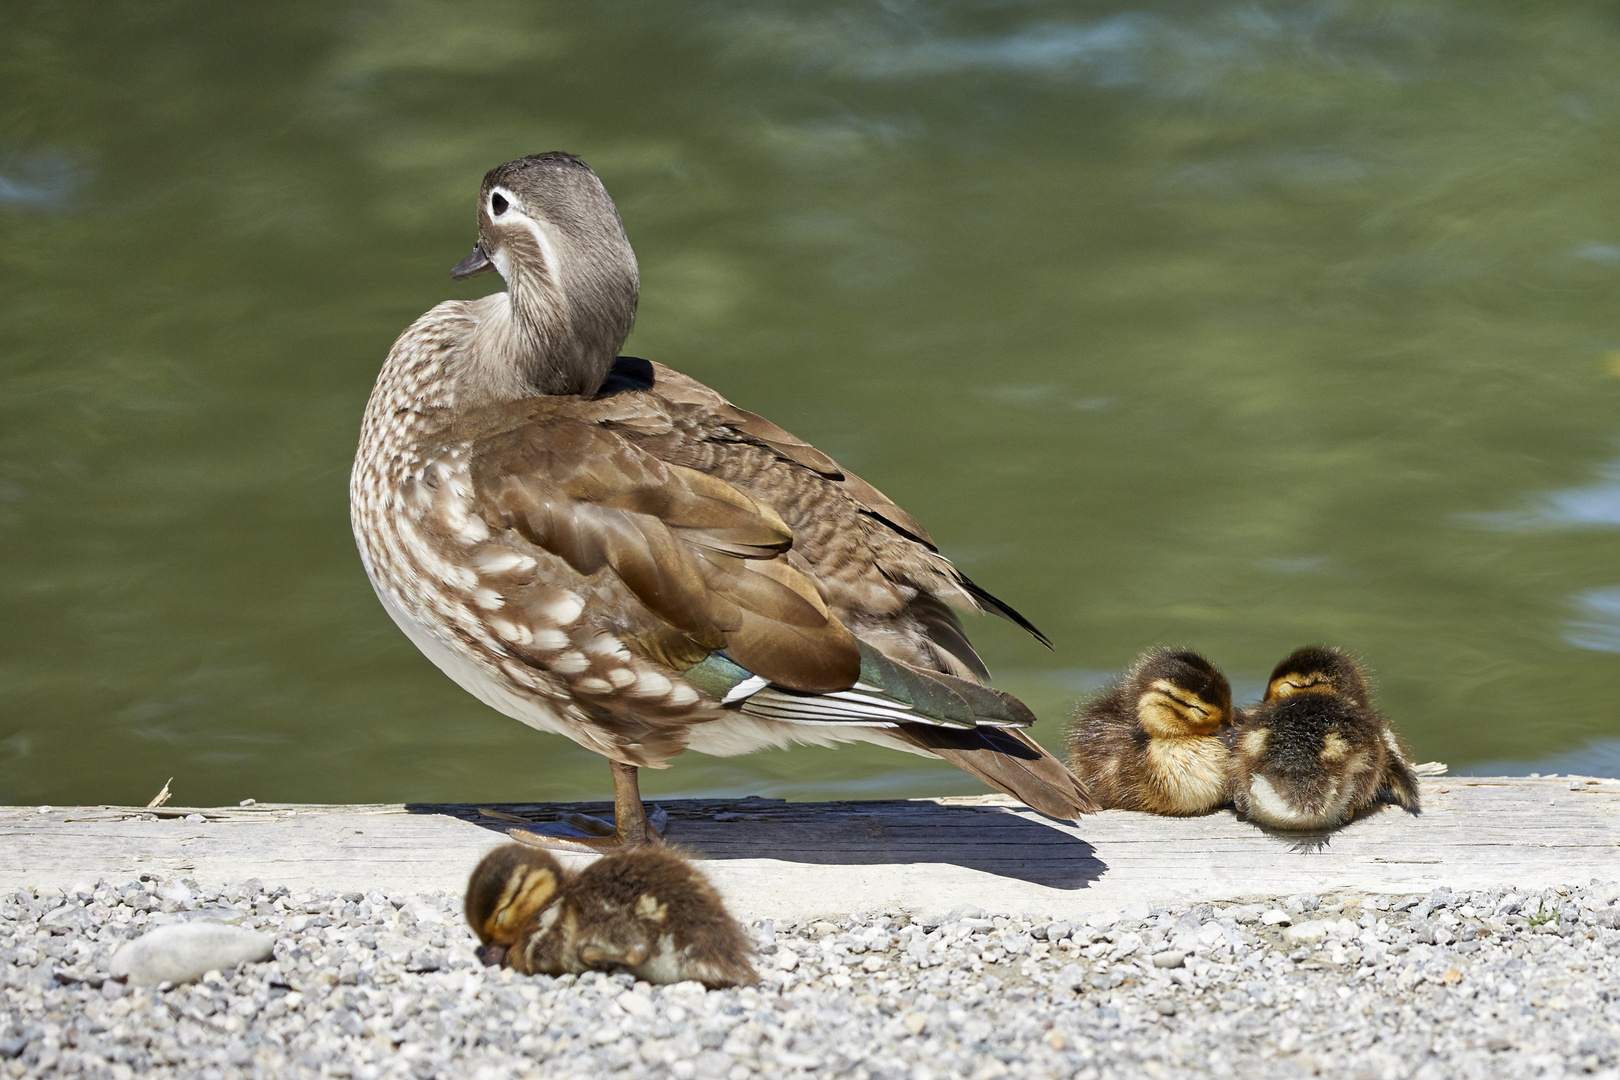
[1227,646,1421,831]
[566,847,757,988]
[464,843,757,988]
[1067,649,1235,815]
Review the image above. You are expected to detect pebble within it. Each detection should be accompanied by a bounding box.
[107,921,275,986]
[1283,919,1332,945]
[0,879,1618,1078]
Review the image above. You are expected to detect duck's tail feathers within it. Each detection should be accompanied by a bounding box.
[690,643,1033,730]
[901,725,1099,820]
[958,576,1051,649]
[681,642,1093,818]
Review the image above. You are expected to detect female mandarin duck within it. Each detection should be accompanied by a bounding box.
[1067,648,1234,815]
[351,153,1093,848]
[1227,646,1421,831]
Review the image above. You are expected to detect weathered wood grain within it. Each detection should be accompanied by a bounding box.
[2,778,1616,920]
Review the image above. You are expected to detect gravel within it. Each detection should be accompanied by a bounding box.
[3,877,1620,1078]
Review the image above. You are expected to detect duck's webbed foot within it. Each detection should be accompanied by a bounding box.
[507,762,666,853]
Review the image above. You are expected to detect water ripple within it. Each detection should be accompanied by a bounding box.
[1564,586,1620,654]
[1465,456,1620,530]
[0,150,87,212]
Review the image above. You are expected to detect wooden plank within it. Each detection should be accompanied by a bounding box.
[2,777,1616,920]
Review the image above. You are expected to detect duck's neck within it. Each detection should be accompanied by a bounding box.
[457,256,625,407]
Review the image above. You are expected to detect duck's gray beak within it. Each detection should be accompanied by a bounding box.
[451,242,494,280]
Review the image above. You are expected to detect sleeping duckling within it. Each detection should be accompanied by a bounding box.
[464,843,756,987]
[1067,648,1234,815]
[464,843,572,972]
[567,847,757,989]
[1228,646,1421,831]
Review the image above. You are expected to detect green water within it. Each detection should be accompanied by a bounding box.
[4,1,1620,807]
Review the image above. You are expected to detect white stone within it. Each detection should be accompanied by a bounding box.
[616,990,655,1019]
[1284,920,1333,945]
[156,882,192,905]
[1053,964,1087,992]
[1261,909,1292,926]
[108,922,274,986]
[1108,932,1143,960]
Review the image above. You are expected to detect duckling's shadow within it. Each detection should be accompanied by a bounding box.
[407,798,1104,890]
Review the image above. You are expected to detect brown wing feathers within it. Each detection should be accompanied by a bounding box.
[641,361,936,546]
[470,414,860,693]
[455,371,1088,818]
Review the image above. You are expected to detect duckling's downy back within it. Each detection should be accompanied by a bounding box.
[1230,647,1420,831]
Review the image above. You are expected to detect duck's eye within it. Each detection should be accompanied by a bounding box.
[491,193,509,216]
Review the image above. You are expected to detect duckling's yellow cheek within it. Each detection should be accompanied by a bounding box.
[497,867,557,931]
[489,868,530,932]
[1136,699,1178,736]
[1269,676,1335,700]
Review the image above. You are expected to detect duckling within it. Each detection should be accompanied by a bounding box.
[1067,648,1234,815]
[566,847,757,989]
[464,843,757,988]
[1227,646,1421,831]
[463,843,571,972]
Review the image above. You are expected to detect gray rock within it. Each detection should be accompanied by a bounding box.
[107,921,274,985]
[1053,963,1087,992]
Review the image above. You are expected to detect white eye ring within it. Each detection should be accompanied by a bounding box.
[491,192,510,217]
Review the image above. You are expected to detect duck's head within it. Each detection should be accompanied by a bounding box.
[452,152,639,398]
[463,843,568,966]
[1129,649,1233,737]
[1264,646,1369,707]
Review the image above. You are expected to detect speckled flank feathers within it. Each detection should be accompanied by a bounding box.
[350,152,1091,828]
[463,843,756,988]
[1228,646,1421,831]
[1066,649,1234,816]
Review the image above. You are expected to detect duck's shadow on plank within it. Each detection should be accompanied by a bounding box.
[406,798,1105,890]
